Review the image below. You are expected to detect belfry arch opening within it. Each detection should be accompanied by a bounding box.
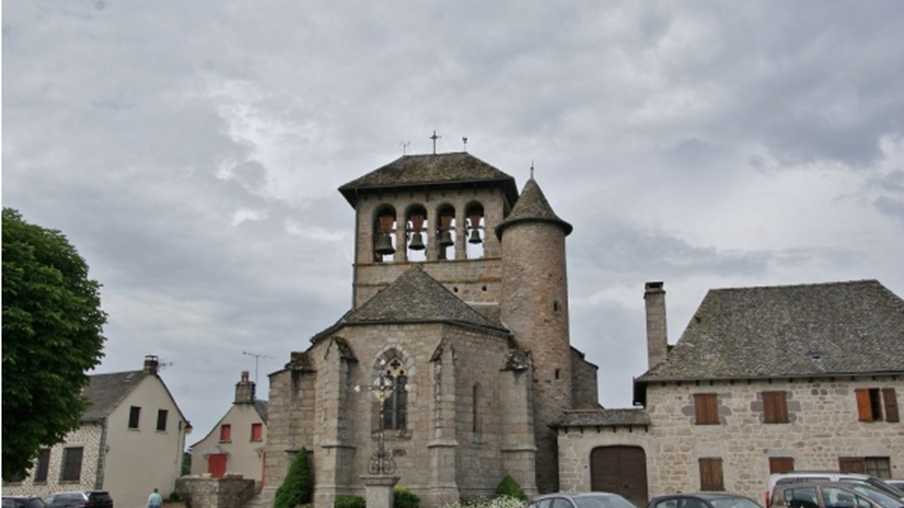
[373,206,397,263]
[465,203,485,259]
[436,204,456,260]
[406,204,428,262]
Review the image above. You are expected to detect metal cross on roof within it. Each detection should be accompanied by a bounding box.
[430,130,441,154]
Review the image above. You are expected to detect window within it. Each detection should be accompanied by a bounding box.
[380,357,407,431]
[472,384,482,435]
[855,388,899,422]
[128,406,141,429]
[864,457,892,479]
[694,393,719,425]
[699,457,724,491]
[770,457,795,474]
[763,391,789,424]
[34,448,51,482]
[220,424,231,442]
[60,447,83,482]
[156,409,168,431]
[251,423,263,442]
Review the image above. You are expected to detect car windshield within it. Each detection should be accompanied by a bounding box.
[711,497,763,508]
[574,494,638,508]
[863,479,904,500]
[847,485,904,508]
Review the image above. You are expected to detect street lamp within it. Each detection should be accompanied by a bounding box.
[355,368,403,475]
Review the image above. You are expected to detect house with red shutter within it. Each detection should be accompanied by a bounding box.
[189,371,268,487]
[554,280,904,506]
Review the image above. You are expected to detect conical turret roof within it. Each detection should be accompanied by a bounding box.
[495,178,573,239]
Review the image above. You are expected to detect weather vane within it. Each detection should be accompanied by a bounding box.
[530,161,535,179]
[430,130,441,154]
[463,136,468,152]
[400,141,410,155]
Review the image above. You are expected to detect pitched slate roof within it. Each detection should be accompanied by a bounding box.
[312,267,509,343]
[637,280,904,384]
[80,370,150,423]
[338,152,518,207]
[554,409,651,429]
[495,178,572,239]
[253,400,269,423]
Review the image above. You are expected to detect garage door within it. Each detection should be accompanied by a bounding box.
[591,446,649,507]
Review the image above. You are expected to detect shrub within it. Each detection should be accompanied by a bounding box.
[442,496,527,508]
[494,475,526,502]
[395,486,421,508]
[334,495,366,508]
[274,448,312,508]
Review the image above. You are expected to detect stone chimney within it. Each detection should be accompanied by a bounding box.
[234,370,255,404]
[644,282,668,369]
[143,355,159,376]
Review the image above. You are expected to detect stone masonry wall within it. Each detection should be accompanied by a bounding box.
[175,476,256,508]
[558,376,904,503]
[3,422,103,497]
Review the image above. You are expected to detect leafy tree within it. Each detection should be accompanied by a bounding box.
[182,451,192,476]
[2,208,107,480]
[274,448,312,508]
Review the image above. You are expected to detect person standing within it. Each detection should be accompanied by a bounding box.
[147,488,163,508]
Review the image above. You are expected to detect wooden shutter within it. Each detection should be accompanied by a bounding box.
[855,389,874,422]
[699,457,724,491]
[839,457,865,473]
[695,393,718,425]
[251,423,263,441]
[763,391,789,424]
[882,388,899,422]
[769,457,795,474]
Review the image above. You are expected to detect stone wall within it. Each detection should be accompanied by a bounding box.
[557,376,904,503]
[175,476,256,508]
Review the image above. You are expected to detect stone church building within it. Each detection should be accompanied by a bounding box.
[263,152,600,507]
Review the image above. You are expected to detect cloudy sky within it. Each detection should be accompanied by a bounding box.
[4,1,904,442]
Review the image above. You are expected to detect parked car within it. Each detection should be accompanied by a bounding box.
[2,497,47,508]
[42,492,112,508]
[766,471,904,506]
[887,482,904,494]
[769,481,904,508]
[648,493,763,508]
[529,492,639,508]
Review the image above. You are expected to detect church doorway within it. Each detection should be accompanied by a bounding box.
[590,445,648,507]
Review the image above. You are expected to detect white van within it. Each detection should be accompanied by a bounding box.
[766,471,904,507]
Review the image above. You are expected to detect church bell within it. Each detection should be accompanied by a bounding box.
[408,232,426,250]
[374,233,396,255]
[468,229,482,244]
[438,230,454,247]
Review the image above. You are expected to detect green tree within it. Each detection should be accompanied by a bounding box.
[274,448,311,508]
[2,208,107,481]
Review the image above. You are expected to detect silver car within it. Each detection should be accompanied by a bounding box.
[529,492,639,508]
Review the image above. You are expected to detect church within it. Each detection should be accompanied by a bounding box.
[262,151,599,507]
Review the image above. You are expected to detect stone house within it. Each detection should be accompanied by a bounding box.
[190,371,269,486]
[3,356,192,508]
[556,280,904,506]
[263,152,599,507]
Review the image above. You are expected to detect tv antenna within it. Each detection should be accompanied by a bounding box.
[242,351,275,384]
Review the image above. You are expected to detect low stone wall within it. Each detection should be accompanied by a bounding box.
[176,476,257,508]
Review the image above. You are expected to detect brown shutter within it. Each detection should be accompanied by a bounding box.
[763,392,777,423]
[882,388,899,422]
[769,457,795,474]
[839,457,866,473]
[695,393,718,425]
[855,389,873,422]
[699,458,725,491]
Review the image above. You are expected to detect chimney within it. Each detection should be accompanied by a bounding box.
[644,282,668,369]
[144,355,159,376]
[234,370,255,404]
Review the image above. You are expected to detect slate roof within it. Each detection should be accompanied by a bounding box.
[253,400,269,423]
[312,267,509,343]
[637,280,904,384]
[554,409,651,428]
[338,152,519,207]
[80,370,150,423]
[495,178,572,239]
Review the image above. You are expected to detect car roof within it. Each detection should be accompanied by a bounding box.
[653,493,752,500]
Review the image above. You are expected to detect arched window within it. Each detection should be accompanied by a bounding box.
[373,207,397,263]
[406,205,428,262]
[380,357,407,431]
[436,205,456,260]
[465,203,485,259]
[472,383,482,435]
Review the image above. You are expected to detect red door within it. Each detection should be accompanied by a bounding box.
[208,453,227,478]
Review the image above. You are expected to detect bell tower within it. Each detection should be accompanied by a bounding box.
[338,152,519,309]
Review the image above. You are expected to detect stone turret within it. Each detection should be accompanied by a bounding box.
[497,177,573,493]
